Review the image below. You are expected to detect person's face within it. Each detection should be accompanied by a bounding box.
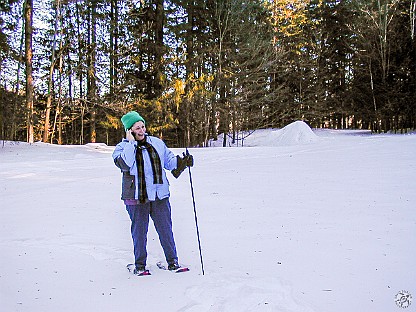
[131,121,146,141]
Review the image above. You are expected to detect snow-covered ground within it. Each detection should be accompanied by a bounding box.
[1,122,415,312]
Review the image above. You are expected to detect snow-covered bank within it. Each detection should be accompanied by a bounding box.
[1,125,415,312]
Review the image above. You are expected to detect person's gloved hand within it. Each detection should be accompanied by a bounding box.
[171,151,194,178]
[184,153,194,167]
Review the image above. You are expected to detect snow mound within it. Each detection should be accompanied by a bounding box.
[256,120,318,146]
[207,121,319,147]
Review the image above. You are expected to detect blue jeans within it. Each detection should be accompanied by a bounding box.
[126,198,178,267]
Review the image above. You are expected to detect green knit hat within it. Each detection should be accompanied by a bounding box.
[121,111,146,130]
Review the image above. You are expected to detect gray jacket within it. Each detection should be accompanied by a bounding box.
[112,136,177,201]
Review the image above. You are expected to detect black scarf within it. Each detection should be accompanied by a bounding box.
[135,137,163,203]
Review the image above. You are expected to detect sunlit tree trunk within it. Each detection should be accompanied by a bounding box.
[24,0,34,143]
[87,0,97,143]
[44,0,61,143]
[75,1,85,144]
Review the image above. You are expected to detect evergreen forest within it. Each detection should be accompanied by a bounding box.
[1,0,415,147]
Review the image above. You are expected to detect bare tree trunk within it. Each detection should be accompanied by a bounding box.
[12,3,26,141]
[75,1,84,144]
[109,0,119,95]
[87,0,97,143]
[44,0,61,143]
[90,109,96,143]
[44,90,53,142]
[154,0,164,97]
[57,35,64,145]
[183,1,195,147]
[50,102,59,143]
[213,1,232,147]
[411,0,416,39]
[376,0,399,82]
[369,61,379,132]
[58,105,62,144]
[80,104,85,144]
[25,0,34,143]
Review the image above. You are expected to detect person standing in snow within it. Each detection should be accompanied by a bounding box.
[112,111,193,275]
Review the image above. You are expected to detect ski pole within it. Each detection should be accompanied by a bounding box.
[186,148,205,275]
